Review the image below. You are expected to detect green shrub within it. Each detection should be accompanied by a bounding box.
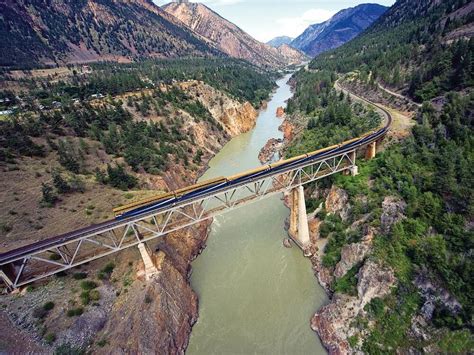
[43,302,55,311]
[365,297,385,319]
[44,332,56,345]
[80,280,97,291]
[0,222,12,233]
[438,329,474,353]
[66,307,83,317]
[348,335,359,348]
[80,291,90,305]
[54,343,84,355]
[101,262,115,275]
[89,289,100,301]
[32,307,48,319]
[97,339,108,347]
[333,264,360,296]
[72,272,87,280]
[49,253,62,261]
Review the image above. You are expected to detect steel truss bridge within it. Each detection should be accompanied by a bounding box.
[0,97,392,290]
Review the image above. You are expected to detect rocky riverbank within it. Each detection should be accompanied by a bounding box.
[303,186,399,354]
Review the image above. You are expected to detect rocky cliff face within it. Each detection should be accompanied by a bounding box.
[163,2,301,68]
[300,184,399,354]
[275,44,308,65]
[325,186,350,222]
[97,250,201,354]
[291,4,388,57]
[311,261,396,354]
[1,0,222,68]
[178,81,258,136]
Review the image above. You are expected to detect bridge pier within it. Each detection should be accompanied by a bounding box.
[288,186,311,248]
[349,150,359,176]
[137,243,160,280]
[366,141,376,160]
[289,188,299,238]
[297,186,311,247]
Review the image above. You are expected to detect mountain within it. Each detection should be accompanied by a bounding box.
[267,36,294,48]
[0,0,222,68]
[163,2,299,68]
[276,44,309,65]
[291,3,388,57]
[309,0,474,99]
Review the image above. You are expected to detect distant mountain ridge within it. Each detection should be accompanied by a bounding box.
[163,2,305,68]
[0,0,222,68]
[291,3,388,57]
[267,36,294,48]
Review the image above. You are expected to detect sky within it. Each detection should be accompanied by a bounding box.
[154,0,396,42]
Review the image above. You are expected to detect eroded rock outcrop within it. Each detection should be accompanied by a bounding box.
[279,120,294,142]
[381,196,407,233]
[333,231,373,279]
[276,107,285,117]
[357,260,396,308]
[97,256,198,354]
[325,186,350,222]
[179,80,258,137]
[312,260,396,354]
[163,2,292,68]
[311,294,356,355]
[415,271,462,321]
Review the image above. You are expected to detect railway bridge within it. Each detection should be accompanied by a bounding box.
[0,97,391,291]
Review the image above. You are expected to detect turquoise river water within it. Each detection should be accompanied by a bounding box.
[186,75,328,354]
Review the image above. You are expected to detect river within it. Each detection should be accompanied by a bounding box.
[186,74,328,354]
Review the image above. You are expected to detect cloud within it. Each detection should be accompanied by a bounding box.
[275,8,336,38]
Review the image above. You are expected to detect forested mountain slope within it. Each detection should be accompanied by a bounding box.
[0,0,222,69]
[291,4,387,57]
[308,0,474,101]
[285,0,473,353]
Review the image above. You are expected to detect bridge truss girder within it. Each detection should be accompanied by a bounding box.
[1,150,357,289]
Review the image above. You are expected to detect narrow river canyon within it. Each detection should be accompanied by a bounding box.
[187,75,328,354]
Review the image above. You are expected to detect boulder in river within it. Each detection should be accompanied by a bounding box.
[276,107,285,117]
[258,138,283,164]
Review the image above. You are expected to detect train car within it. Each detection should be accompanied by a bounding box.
[226,165,270,182]
[267,153,309,170]
[113,176,227,218]
[174,176,227,197]
[113,191,175,217]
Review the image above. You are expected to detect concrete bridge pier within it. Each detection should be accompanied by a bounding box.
[345,150,359,176]
[288,186,311,248]
[297,186,311,247]
[289,188,299,238]
[137,242,160,280]
[366,141,377,160]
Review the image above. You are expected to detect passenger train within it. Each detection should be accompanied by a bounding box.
[112,128,384,220]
